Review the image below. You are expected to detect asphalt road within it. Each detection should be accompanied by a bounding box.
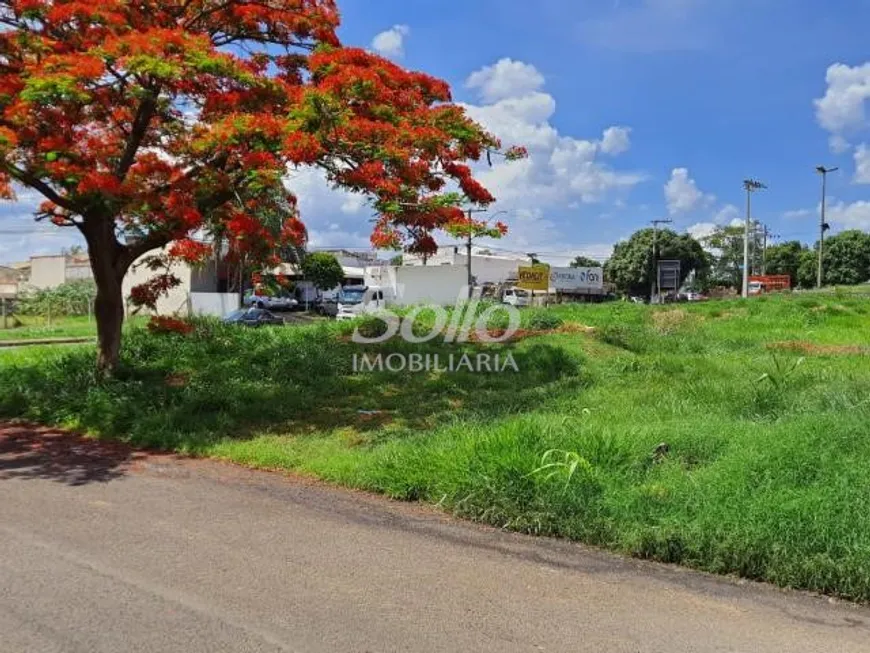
[2,423,870,653]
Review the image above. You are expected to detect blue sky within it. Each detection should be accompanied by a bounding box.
[3,0,870,265]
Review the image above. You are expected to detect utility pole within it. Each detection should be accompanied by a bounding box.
[816,166,838,289]
[760,223,768,276]
[742,179,767,298]
[464,208,496,300]
[650,219,672,303]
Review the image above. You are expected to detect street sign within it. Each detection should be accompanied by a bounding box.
[658,260,681,293]
[517,265,550,291]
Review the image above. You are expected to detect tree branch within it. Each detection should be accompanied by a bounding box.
[115,93,157,180]
[5,165,80,213]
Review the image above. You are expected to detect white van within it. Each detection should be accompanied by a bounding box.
[335,286,387,320]
[502,287,532,307]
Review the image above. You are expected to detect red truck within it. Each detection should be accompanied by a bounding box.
[748,275,791,295]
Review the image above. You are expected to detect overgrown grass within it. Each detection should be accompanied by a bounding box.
[3,294,870,601]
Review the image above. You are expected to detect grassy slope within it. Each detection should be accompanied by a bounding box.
[2,295,870,600]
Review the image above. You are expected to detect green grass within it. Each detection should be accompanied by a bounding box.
[0,315,98,340]
[3,295,870,601]
[0,315,150,341]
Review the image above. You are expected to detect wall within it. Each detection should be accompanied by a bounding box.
[190,292,238,317]
[403,247,522,284]
[65,262,94,281]
[28,255,67,289]
[454,253,520,285]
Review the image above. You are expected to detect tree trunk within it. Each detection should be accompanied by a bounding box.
[94,272,124,374]
[82,219,128,375]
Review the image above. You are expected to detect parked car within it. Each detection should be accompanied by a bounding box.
[502,287,532,307]
[243,290,298,312]
[685,291,706,302]
[223,308,285,327]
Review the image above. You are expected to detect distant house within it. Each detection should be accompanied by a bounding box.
[0,265,22,299]
[24,253,93,290]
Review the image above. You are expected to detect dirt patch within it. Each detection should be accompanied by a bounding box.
[767,341,869,356]
[651,309,697,334]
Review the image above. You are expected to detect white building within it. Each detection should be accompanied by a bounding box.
[20,253,93,290]
[403,246,524,285]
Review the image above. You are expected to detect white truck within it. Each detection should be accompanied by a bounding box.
[335,286,388,321]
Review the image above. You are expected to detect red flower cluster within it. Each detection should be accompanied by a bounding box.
[147,316,195,336]
[129,274,182,311]
[503,145,529,161]
[168,239,212,264]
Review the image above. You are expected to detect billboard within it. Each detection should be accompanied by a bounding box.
[517,265,550,291]
[549,267,604,292]
[657,260,681,292]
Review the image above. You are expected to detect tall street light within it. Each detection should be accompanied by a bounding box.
[816,166,838,289]
[742,179,767,298]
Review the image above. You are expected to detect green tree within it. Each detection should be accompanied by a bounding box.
[605,228,708,298]
[302,253,345,291]
[821,230,870,286]
[703,224,764,288]
[797,249,819,288]
[390,255,404,266]
[764,241,805,287]
[570,255,602,268]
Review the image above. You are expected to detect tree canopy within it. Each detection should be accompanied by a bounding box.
[570,255,602,269]
[821,230,870,286]
[0,0,523,369]
[605,228,708,298]
[301,251,343,291]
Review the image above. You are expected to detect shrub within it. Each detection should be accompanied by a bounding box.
[527,311,564,331]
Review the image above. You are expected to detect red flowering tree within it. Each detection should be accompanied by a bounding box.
[0,0,522,372]
[0,0,522,370]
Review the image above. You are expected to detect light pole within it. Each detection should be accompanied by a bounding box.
[650,219,672,303]
[742,179,767,298]
[815,166,838,289]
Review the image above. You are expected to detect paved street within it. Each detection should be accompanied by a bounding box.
[2,422,869,653]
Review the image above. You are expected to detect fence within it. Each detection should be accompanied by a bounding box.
[0,294,95,331]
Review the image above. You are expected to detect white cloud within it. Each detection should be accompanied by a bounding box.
[370,24,410,59]
[461,60,643,211]
[687,221,718,240]
[830,135,852,154]
[470,207,614,266]
[783,208,813,220]
[600,126,632,155]
[664,168,715,215]
[815,62,870,150]
[854,144,870,184]
[465,58,545,104]
[826,200,870,230]
[714,204,740,224]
